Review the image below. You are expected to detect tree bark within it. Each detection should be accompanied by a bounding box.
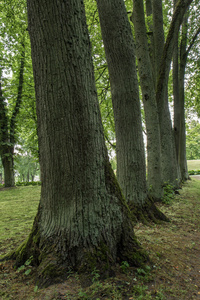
[145,0,156,86]
[152,0,165,78]
[7,0,148,286]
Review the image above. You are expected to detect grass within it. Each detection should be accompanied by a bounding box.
[0,186,40,256]
[187,159,200,170]
[0,180,200,299]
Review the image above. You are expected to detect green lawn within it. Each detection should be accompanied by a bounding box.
[0,186,40,256]
[0,181,200,299]
[187,159,200,170]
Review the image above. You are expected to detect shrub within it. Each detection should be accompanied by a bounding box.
[16,181,41,186]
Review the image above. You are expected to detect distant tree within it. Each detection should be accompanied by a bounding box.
[131,0,163,199]
[173,0,200,180]
[0,0,38,187]
[132,0,193,189]
[0,43,25,187]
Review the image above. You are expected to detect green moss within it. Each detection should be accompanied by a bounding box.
[79,242,112,275]
[32,230,40,244]
[123,248,148,267]
[41,263,63,277]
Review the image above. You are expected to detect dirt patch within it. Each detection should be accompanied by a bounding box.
[0,179,200,299]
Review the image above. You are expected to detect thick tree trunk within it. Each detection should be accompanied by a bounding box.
[152,0,165,77]
[145,0,156,86]
[131,0,163,201]
[7,0,148,285]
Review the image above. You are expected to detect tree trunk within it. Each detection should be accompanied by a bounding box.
[145,0,156,87]
[178,14,189,180]
[155,0,192,187]
[96,0,168,224]
[8,0,148,286]
[131,0,163,200]
[96,0,147,206]
[151,0,180,187]
[2,147,15,187]
[27,170,29,182]
[152,0,165,77]
[173,0,180,161]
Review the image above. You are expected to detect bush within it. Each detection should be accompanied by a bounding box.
[188,170,200,175]
[16,181,41,186]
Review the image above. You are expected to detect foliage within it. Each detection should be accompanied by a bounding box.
[161,184,175,204]
[0,0,38,185]
[186,121,200,160]
[16,181,41,186]
[188,169,200,175]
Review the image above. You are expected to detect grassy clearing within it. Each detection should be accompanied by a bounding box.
[0,181,200,299]
[187,159,200,170]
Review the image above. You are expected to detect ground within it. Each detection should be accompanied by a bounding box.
[0,178,200,299]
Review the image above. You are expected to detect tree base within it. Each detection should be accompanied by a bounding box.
[129,197,170,225]
[1,210,149,288]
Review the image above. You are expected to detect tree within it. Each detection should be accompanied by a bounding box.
[96,0,147,205]
[8,0,147,285]
[96,0,168,224]
[0,1,28,187]
[132,0,193,189]
[0,44,25,187]
[173,1,200,180]
[131,0,164,200]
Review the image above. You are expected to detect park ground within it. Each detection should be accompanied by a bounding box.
[0,163,200,299]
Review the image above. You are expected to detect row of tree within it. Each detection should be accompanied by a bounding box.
[1,0,200,283]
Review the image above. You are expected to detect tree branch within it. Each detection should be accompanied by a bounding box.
[185,26,200,57]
